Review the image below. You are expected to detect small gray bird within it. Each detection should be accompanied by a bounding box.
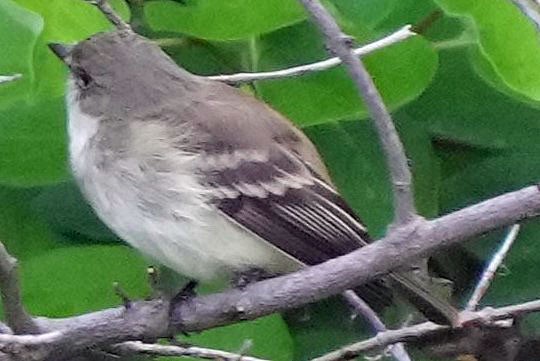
[49,30,456,324]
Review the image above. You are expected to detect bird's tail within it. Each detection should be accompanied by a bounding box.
[389,271,458,325]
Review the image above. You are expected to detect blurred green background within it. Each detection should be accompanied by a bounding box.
[1,0,540,360]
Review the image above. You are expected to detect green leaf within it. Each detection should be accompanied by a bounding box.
[10,0,130,100]
[482,223,540,312]
[405,48,540,151]
[163,315,293,361]
[0,97,68,186]
[31,181,119,243]
[304,116,440,236]
[13,0,130,42]
[434,0,540,102]
[21,245,149,317]
[144,0,306,40]
[0,186,68,261]
[257,21,437,126]
[329,0,398,30]
[0,0,43,107]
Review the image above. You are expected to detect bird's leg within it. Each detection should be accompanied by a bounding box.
[170,280,199,304]
[168,280,199,338]
[232,267,276,289]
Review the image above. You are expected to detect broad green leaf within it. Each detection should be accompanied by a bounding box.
[405,48,540,150]
[0,0,43,107]
[374,0,438,32]
[11,0,129,99]
[31,181,119,243]
[164,38,250,76]
[435,0,540,102]
[304,121,392,235]
[436,149,540,308]
[257,21,437,126]
[329,0,398,30]
[144,0,306,40]
[164,314,293,361]
[21,245,149,316]
[0,97,68,186]
[0,186,65,261]
[304,116,440,237]
[13,0,130,42]
[482,223,540,318]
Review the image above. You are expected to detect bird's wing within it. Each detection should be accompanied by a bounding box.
[204,144,371,265]
[183,80,457,323]
[200,141,392,308]
[187,81,373,265]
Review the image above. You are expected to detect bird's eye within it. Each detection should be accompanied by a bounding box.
[74,67,93,89]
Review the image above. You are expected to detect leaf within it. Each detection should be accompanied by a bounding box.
[11,0,130,100]
[0,0,43,108]
[256,21,437,126]
[404,47,540,151]
[31,181,119,243]
[13,0,130,42]
[329,0,399,30]
[162,315,294,361]
[144,0,306,40]
[0,186,65,261]
[0,97,68,186]
[21,245,149,316]
[434,0,540,103]
[304,115,440,236]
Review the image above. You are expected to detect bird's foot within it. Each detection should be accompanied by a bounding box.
[168,280,199,337]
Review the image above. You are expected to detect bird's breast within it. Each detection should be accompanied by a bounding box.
[66,100,298,281]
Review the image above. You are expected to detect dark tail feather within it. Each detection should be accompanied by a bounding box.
[389,272,458,325]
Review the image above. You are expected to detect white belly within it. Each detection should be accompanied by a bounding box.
[67,100,299,281]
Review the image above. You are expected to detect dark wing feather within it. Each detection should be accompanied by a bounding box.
[207,146,370,264]
[202,145,393,308]
[181,80,456,324]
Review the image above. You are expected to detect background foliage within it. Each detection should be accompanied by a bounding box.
[1,0,540,360]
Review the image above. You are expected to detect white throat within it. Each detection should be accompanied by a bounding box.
[66,80,100,176]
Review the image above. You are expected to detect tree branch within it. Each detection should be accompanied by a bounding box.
[86,0,131,31]
[207,26,415,84]
[8,184,535,361]
[0,74,21,85]
[0,242,38,334]
[309,299,540,361]
[298,0,416,225]
[511,0,540,30]
[342,290,412,361]
[465,224,521,311]
[110,341,268,361]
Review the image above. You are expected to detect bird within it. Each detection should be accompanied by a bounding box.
[48,29,456,325]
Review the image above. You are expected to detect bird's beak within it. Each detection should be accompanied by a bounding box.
[48,43,75,64]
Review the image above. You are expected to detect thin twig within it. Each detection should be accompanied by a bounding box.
[342,290,412,361]
[465,224,521,311]
[0,241,39,334]
[110,341,268,361]
[87,0,131,31]
[310,299,540,361]
[208,26,415,84]
[511,0,540,30]
[298,0,416,225]
[0,74,22,85]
